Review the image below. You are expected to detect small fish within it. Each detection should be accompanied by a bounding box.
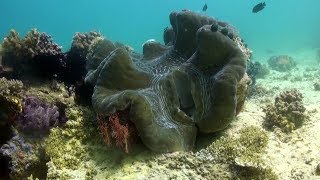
[202,3,208,12]
[252,2,266,13]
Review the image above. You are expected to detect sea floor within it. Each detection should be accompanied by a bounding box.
[48,47,320,179]
[233,47,320,179]
[2,47,320,179]
[82,48,320,179]
[236,73,320,179]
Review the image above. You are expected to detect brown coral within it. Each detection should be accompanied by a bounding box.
[263,89,308,133]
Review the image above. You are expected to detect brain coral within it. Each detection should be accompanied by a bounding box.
[85,10,248,152]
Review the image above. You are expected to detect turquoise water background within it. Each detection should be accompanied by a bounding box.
[1,0,320,59]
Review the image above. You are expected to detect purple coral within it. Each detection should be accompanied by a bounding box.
[17,96,67,134]
[0,134,34,179]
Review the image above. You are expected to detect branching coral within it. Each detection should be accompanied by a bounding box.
[69,31,102,59]
[25,30,66,78]
[85,10,248,152]
[3,29,62,60]
[268,55,296,72]
[263,89,308,133]
[33,33,62,57]
[62,31,102,105]
[1,30,25,76]
[2,30,24,57]
[0,77,24,98]
[1,29,65,78]
[0,78,23,148]
[0,77,23,127]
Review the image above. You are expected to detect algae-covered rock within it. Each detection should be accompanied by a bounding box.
[44,106,97,179]
[0,134,47,180]
[85,10,248,152]
[42,112,278,179]
[268,55,296,72]
[314,81,320,91]
[105,126,276,179]
[316,163,320,176]
[247,61,270,85]
[209,126,278,179]
[209,126,268,164]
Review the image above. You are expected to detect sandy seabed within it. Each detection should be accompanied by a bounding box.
[234,48,320,179]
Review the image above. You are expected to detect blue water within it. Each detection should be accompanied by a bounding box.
[1,0,320,58]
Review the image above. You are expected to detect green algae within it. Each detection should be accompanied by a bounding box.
[208,126,278,179]
[44,106,98,179]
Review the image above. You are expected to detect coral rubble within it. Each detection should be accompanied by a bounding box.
[263,89,308,133]
[267,55,296,72]
[85,10,248,152]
